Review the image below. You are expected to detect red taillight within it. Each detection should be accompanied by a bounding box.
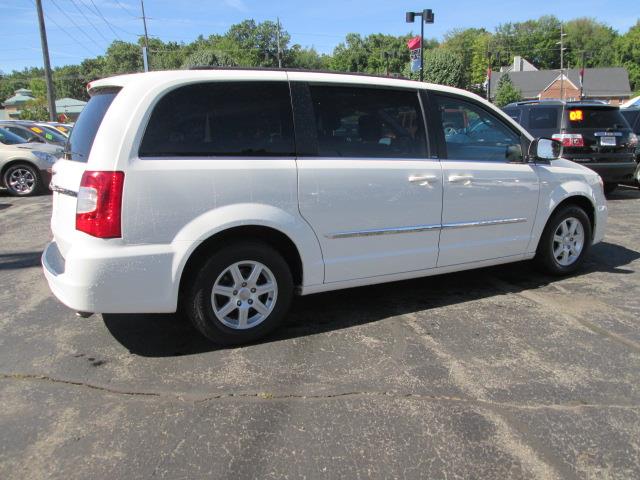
[76,171,124,238]
[552,133,584,147]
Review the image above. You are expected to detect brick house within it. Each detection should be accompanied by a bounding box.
[490,58,632,105]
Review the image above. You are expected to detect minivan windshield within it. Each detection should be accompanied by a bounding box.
[66,88,120,162]
[565,106,628,129]
[0,127,28,145]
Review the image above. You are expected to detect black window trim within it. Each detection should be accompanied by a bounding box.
[292,81,431,160]
[137,80,297,159]
[427,91,529,163]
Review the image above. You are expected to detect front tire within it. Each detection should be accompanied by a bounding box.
[185,242,293,345]
[3,163,42,196]
[534,205,592,276]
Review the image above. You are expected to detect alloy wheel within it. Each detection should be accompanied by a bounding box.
[552,217,585,267]
[7,167,35,195]
[211,260,278,330]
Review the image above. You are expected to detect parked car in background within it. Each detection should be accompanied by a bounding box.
[621,95,640,109]
[0,127,61,196]
[503,100,637,194]
[620,107,640,186]
[0,120,68,146]
[43,70,607,345]
[45,122,73,137]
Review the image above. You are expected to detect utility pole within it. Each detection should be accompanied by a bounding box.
[276,17,282,69]
[140,0,150,71]
[557,23,567,101]
[486,51,492,102]
[35,0,57,121]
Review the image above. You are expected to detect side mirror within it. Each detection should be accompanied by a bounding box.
[529,137,562,163]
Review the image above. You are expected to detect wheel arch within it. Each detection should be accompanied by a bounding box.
[549,195,595,237]
[177,225,305,302]
[532,193,597,255]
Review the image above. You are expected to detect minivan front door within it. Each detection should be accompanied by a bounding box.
[431,93,540,267]
[292,82,443,283]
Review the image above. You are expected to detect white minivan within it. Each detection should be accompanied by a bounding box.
[42,69,607,345]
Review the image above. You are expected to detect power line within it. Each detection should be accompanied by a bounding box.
[26,0,98,57]
[83,0,138,39]
[113,0,138,19]
[48,0,105,50]
[67,0,111,44]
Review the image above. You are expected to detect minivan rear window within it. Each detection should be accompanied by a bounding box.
[139,82,295,157]
[565,107,628,129]
[65,88,120,162]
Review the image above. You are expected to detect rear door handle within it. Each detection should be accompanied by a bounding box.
[448,174,474,184]
[408,174,439,186]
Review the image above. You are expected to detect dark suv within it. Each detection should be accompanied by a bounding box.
[620,107,640,185]
[503,101,638,194]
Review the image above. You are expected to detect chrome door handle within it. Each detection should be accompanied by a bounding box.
[408,174,439,186]
[448,174,474,184]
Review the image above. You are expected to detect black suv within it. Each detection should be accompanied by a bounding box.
[503,101,638,194]
[620,107,640,185]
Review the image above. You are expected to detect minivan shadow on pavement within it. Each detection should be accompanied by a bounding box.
[103,240,640,358]
[608,185,640,200]
[0,251,43,271]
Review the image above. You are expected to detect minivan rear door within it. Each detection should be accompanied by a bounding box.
[50,89,120,257]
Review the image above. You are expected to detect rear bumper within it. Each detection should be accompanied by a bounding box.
[42,240,178,314]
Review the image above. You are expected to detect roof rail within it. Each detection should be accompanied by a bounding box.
[186,66,413,81]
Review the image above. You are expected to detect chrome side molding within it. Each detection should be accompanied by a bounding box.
[326,218,527,239]
[442,218,527,230]
[326,223,441,239]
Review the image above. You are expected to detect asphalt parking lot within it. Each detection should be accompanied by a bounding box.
[1,187,640,479]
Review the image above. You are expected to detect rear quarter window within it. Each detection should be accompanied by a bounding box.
[66,89,120,162]
[139,81,295,157]
[621,110,640,132]
[502,108,521,123]
[528,107,559,129]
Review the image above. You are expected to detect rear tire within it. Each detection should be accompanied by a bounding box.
[3,163,42,196]
[534,205,592,276]
[603,183,617,195]
[185,241,293,345]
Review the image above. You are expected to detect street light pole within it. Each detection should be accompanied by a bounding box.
[405,9,435,82]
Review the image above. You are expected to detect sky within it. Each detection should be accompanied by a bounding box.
[1,0,638,73]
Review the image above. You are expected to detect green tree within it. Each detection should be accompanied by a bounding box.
[330,32,435,75]
[103,40,143,75]
[616,20,640,92]
[470,31,492,90]
[19,99,49,121]
[493,15,562,69]
[494,74,522,107]
[404,49,465,87]
[287,46,328,70]
[564,18,618,68]
[29,78,47,99]
[54,65,87,100]
[181,48,237,69]
[442,28,489,88]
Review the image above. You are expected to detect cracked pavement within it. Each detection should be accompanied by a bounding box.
[1,187,640,479]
